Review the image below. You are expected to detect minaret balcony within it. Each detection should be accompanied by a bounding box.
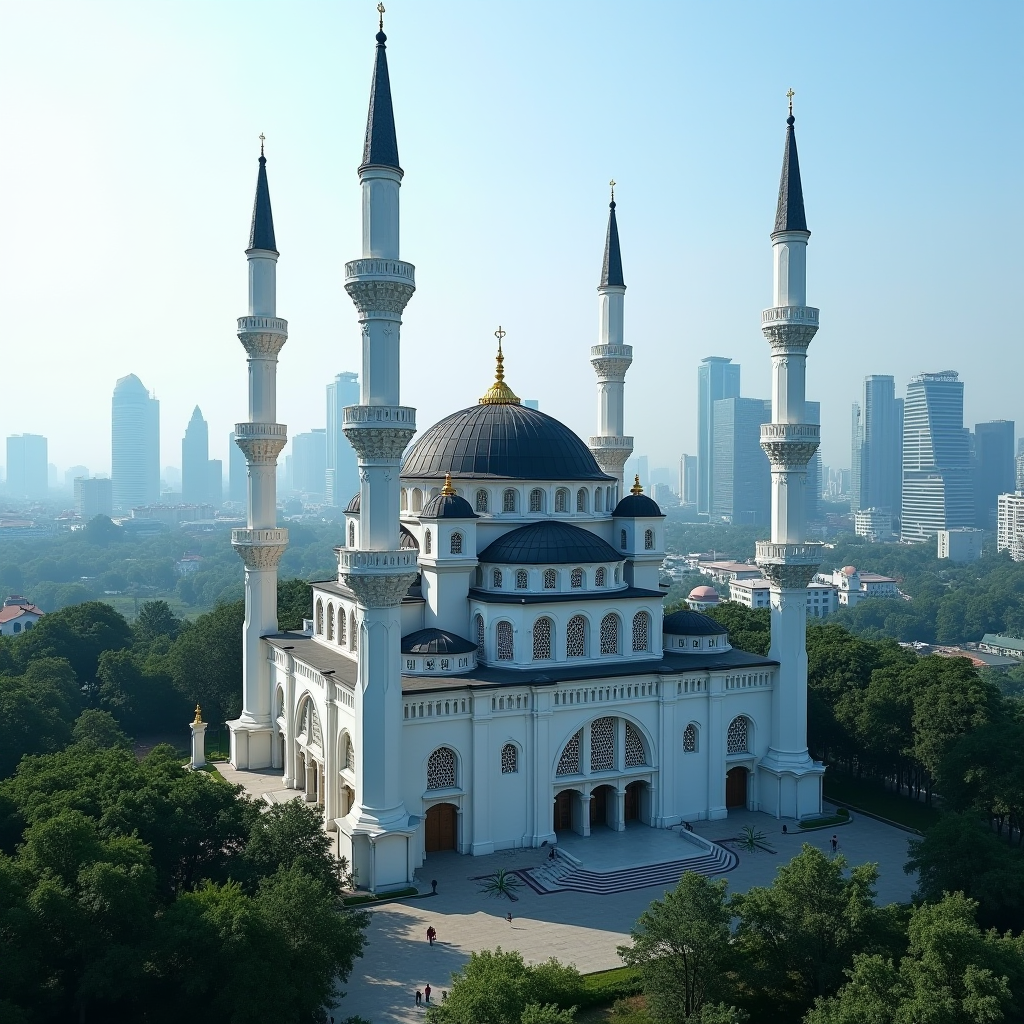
[755,540,822,568]
[590,344,633,360]
[232,528,289,547]
[237,315,288,334]
[760,423,819,468]
[338,548,419,575]
[343,404,416,428]
[235,422,288,441]
[589,435,634,450]
[761,306,819,326]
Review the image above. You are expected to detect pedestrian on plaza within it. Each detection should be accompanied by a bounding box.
[415,990,422,1006]
[781,824,787,834]
[427,925,436,945]
[830,834,838,854]
[425,983,432,1003]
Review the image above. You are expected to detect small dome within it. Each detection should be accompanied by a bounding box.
[689,585,719,601]
[842,565,857,575]
[401,628,477,655]
[663,610,727,636]
[479,521,621,565]
[346,492,361,513]
[421,491,477,519]
[612,492,664,518]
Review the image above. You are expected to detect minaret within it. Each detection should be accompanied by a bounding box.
[755,94,825,819]
[589,181,633,499]
[338,11,419,890]
[228,139,289,771]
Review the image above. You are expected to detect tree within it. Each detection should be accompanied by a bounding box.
[83,515,123,545]
[618,872,737,1022]
[72,709,130,748]
[132,600,182,645]
[0,658,81,776]
[278,577,313,631]
[165,600,244,722]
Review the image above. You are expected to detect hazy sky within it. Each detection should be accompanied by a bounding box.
[1,0,1020,479]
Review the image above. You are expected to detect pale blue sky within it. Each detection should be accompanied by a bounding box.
[0,0,1020,478]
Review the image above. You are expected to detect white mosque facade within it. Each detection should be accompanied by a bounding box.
[228,21,825,891]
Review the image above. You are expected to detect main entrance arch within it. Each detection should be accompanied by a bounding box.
[726,766,749,809]
[590,784,615,828]
[425,803,457,852]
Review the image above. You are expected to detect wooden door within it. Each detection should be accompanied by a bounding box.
[554,790,573,831]
[425,803,457,852]
[726,767,748,809]
[624,782,641,821]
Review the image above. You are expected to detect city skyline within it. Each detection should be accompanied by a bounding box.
[0,1,1019,474]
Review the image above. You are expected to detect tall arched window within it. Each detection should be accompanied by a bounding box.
[727,716,749,754]
[529,488,544,513]
[600,613,619,655]
[501,743,518,773]
[576,488,588,512]
[595,566,606,587]
[614,566,621,584]
[595,487,603,511]
[532,617,552,660]
[400,488,408,511]
[570,567,584,589]
[326,603,335,641]
[338,608,347,646]
[566,615,587,658]
[424,529,432,554]
[348,521,356,547]
[410,488,423,512]
[555,488,569,513]
[426,747,457,789]
[349,611,357,651]
[315,599,324,635]
[342,733,355,771]
[620,529,627,549]
[450,531,463,555]
[515,569,529,590]
[543,568,557,590]
[475,613,485,653]
[632,611,650,652]
[496,620,514,661]
[476,489,489,513]
[502,489,518,513]
[492,569,503,589]
[683,723,698,753]
[644,528,654,550]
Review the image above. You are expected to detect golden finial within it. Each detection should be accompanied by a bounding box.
[441,472,455,496]
[787,88,795,116]
[609,178,616,202]
[630,474,643,495]
[478,326,521,405]
[259,133,265,155]
[193,704,203,725]
[377,2,385,31]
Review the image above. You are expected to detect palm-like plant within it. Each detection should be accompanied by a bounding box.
[477,867,523,901]
[738,825,773,853]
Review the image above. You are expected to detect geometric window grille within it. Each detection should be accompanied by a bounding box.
[427,747,457,789]
[620,529,627,549]
[516,569,529,590]
[595,566,606,587]
[683,723,697,753]
[533,617,552,660]
[555,488,568,513]
[566,615,586,658]
[501,743,518,773]
[600,613,619,655]
[644,529,655,551]
[530,489,543,513]
[503,489,517,513]
[496,620,514,661]
[476,489,489,513]
[338,609,347,645]
[570,567,584,589]
[316,599,324,635]
[577,488,587,512]
[727,716,749,754]
[493,569,503,589]
[424,529,432,554]
[450,531,463,555]
[632,611,650,652]
[475,614,485,654]
[556,730,582,775]
[326,603,335,641]
[350,611,358,651]
[625,723,647,767]
[543,568,557,590]
[590,717,615,771]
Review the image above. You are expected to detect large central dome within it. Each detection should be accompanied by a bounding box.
[402,403,611,481]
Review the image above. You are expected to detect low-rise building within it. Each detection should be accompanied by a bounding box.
[937,527,984,562]
[978,634,1024,660]
[729,577,837,618]
[697,559,763,586]
[686,585,721,611]
[997,493,1024,562]
[854,507,893,542]
[0,596,43,635]
[821,565,899,606]
[130,503,217,526]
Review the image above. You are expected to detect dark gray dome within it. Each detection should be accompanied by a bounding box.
[479,522,621,565]
[421,492,477,519]
[663,610,726,636]
[346,492,361,513]
[613,492,664,518]
[402,403,612,482]
[402,628,477,655]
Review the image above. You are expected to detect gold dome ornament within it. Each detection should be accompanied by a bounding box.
[441,472,456,496]
[631,474,644,495]
[193,704,203,725]
[478,326,521,405]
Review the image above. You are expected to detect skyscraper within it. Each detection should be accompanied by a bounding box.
[292,429,327,496]
[326,372,360,505]
[112,374,160,510]
[974,420,1015,528]
[679,454,697,504]
[712,397,772,525]
[697,357,741,514]
[901,371,973,542]
[851,375,902,516]
[5,434,48,498]
[182,406,210,505]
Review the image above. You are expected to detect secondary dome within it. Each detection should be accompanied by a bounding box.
[689,586,719,600]
[842,565,857,575]
[420,473,478,519]
[612,475,664,518]
[663,610,726,637]
[401,628,477,655]
[479,521,621,565]
[346,492,361,513]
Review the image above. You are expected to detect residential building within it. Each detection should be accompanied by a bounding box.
[292,429,327,497]
[712,397,772,525]
[326,371,360,505]
[112,374,160,510]
[697,357,741,514]
[997,492,1024,562]
[6,434,48,498]
[854,508,893,541]
[974,420,1015,528]
[821,566,899,606]
[0,596,43,636]
[937,527,984,562]
[697,560,764,585]
[851,375,903,517]
[900,371,973,543]
[74,477,113,519]
[679,454,697,505]
[730,577,837,618]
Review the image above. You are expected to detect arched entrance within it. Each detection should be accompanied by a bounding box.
[425,803,457,852]
[590,784,615,829]
[726,766,749,809]
[624,780,647,823]
[553,790,575,832]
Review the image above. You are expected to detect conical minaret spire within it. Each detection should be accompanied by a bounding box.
[754,94,825,818]
[589,181,633,497]
[229,143,289,770]
[361,21,401,172]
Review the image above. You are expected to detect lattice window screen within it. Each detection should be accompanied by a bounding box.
[625,723,647,767]
[556,730,582,775]
[427,747,457,789]
[590,717,615,771]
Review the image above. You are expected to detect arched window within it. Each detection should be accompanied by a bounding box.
[529,488,544,513]
[566,615,586,658]
[298,697,323,747]
[427,747,457,789]
[595,487,603,511]
[516,569,529,590]
[625,723,647,767]
[614,567,621,584]
[644,528,655,551]
[683,724,698,753]
[326,603,335,641]
[502,488,518,513]
[501,743,518,773]
[13,622,21,633]
[533,617,552,660]
[338,608,347,646]
[348,521,356,547]
[450,531,463,555]
[411,488,423,512]
[475,613,485,653]
[424,529,432,554]
[349,611,357,651]
[576,488,588,513]
[315,599,324,635]
[475,566,483,586]
[476,489,489,513]
[620,529,627,549]
[590,717,615,771]
[400,488,408,511]
[570,567,584,589]
[496,620,514,661]
[727,716,749,754]
[555,488,569,513]
[493,568,503,589]
[276,687,285,718]
[556,730,582,775]
[599,613,619,655]
[595,566,606,587]
[342,733,355,771]
[632,611,650,652]
[543,568,557,590]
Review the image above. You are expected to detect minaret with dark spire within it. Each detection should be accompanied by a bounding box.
[337,9,420,891]
[228,139,289,771]
[589,181,633,499]
[754,93,825,819]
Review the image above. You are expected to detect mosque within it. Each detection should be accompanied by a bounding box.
[227,15,825,891]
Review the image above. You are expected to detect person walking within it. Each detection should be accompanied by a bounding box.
[830,834,839,854]
[506,911,513,924]
[427,925,436,945]
[415,990,422,1006]
[424,983,432,1004]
